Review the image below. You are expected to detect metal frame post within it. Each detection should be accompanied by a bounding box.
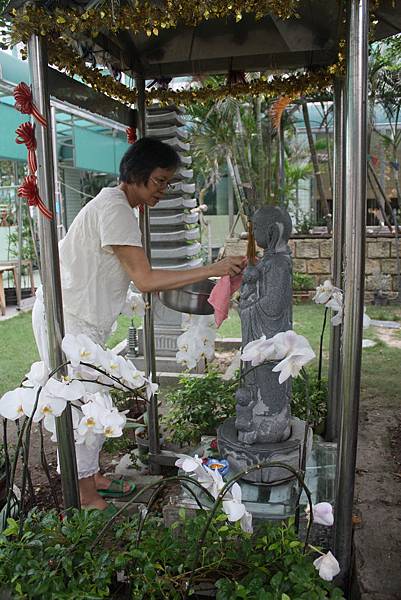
[334,0,368,587]
[326,76,346,442]
[28,35,80,508]
[135,77,160,469]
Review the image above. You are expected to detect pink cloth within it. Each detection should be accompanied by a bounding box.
[208,274,242,327]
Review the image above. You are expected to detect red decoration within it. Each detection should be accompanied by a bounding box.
[15,122,37,174]
[14,82,48,127]
[18,175,53,220]
[126,126,137,144]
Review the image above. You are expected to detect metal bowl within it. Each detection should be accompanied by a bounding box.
[158,278,216,315]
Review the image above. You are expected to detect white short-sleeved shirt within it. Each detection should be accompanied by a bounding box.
[59,186,142,337]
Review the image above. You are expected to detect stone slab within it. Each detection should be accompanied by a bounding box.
[215,337,242,350]
[370,319,401,329]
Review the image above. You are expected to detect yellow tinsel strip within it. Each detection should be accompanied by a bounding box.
[9,1,300,45]
[45,37,334,107]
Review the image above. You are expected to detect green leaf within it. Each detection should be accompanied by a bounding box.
[2,518,19,537]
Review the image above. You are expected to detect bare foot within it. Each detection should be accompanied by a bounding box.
[94,472,132,493]
[79,474,109,510]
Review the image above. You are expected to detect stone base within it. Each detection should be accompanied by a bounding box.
[128,354,205,374]
[217,416,312,484]
[138,326,184,358]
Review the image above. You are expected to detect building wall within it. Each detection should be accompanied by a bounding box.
[223,233,400,301]
[289,235,400,301]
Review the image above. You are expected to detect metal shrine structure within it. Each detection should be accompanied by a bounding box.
[5,0,401,589]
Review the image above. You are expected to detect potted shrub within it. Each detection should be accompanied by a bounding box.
[293,271,314,302]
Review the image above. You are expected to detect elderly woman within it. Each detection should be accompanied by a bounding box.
[33,137,244,510]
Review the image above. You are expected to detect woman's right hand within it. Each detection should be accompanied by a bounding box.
[210,256,246,278]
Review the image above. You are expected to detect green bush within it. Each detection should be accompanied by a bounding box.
[0,510,345,600]
[162,369,236,446]
[162,368,328,445]
[291,370,328,433]
[293,271,315,292]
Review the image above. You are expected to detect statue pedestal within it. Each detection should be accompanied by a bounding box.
[217,416,312,484]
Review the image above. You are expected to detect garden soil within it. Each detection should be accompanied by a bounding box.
[352,395,401,599]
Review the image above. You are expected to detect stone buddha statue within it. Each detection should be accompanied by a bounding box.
[235,206,293,445]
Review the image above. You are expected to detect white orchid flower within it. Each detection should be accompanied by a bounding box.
[43,405,81,442]
[62,333,100,368]
[100,409,126,438]
[176,349,198,370]
[271,330,302,359]
[0,387,36,420]
[331,310,343,326]
[313,280,335,305]
[326,290,343,326]
[222,482,246,522]
[24,361,49,388]
[222,351,241,381]
[122,289,145,317]
[23,389,67,423]
[363,308,371,329]
[271,332,315,383]
[241,335,276,366]
[22,377,84,423]
[99,348,123,378]
[177,330,194,352]
[91,391,114,411]
[272,347,315,383]
[145,380,159,400]
[240,510,253,533]
[305,502,334,526]
[196,465,225,499]
[200,340,215,361]
[313,551,340,581]
[119,359,146,389]
[43,377,85,402]
[175,454,204,473]
[76,399,105,445]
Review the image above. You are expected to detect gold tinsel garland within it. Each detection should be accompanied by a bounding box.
[4,0,389,106]
[7,1,300,44]
[45,36,335,107]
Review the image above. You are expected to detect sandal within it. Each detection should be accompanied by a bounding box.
[97,478,136,499]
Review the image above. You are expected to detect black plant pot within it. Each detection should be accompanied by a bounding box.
[373,291,389,306]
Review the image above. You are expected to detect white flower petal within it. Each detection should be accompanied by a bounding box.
[25,361,49,387]
[309,502,334,526]
[0,388,34,420]
[240,510,253,533]
[313,551,340,581]
[223,499,246,522]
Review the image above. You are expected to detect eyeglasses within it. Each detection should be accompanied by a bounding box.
[149,176,174,191]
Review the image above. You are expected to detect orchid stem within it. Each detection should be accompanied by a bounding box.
[318,307,328,389]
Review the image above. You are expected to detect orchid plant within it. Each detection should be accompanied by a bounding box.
[0,333,157,520]
[240,329,316,382]
[174,452,340,583]
[176,314,216,370]
[313,279,344,386]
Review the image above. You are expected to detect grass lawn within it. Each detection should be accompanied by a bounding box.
[0,303,400,399]
[0,312,140,397]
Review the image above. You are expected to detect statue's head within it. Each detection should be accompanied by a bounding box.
[252,206,292,251]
